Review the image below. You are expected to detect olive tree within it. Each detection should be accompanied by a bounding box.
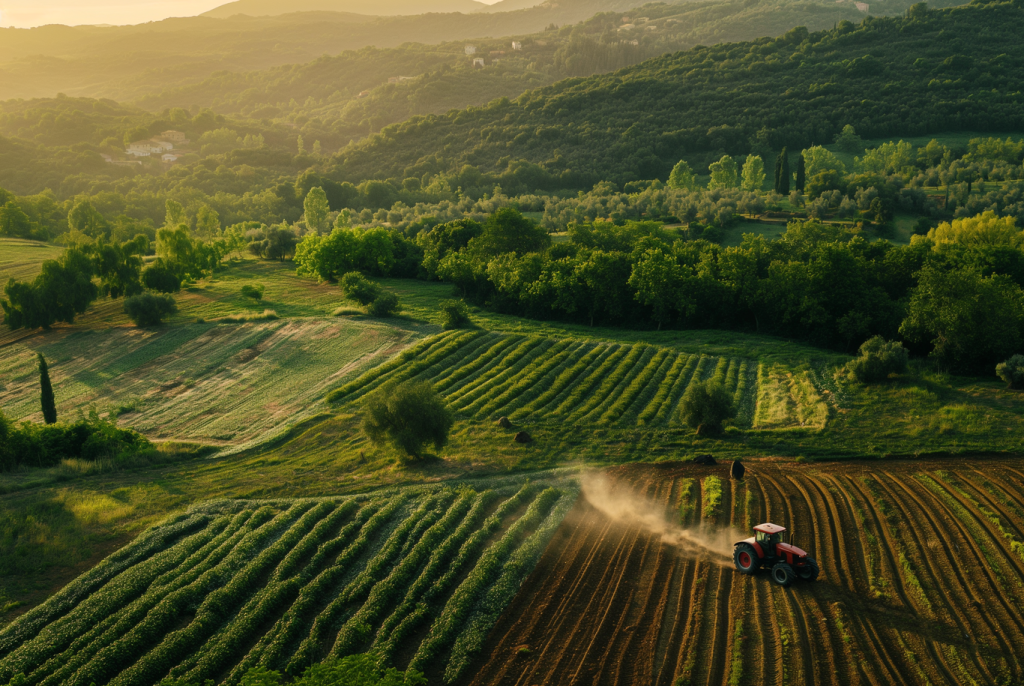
[362,381,454,459]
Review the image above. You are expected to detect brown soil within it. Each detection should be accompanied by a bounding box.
[462,459,1024,686]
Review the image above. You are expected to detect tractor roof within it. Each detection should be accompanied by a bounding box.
[753,523,786,534]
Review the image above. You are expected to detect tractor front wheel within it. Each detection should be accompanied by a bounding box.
[771,563,795,587]
[797,557,820,582]
[733,544,761,574]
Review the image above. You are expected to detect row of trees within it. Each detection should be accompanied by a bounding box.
[403,209,1024,372]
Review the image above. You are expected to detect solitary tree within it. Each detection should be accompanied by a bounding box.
[124,293,178,327]
[679,380,736,435]
[38,353,57,424]
[846,336,909,383]
[362,381,454,459]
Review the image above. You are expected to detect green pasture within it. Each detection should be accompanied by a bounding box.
[0,239,63,299]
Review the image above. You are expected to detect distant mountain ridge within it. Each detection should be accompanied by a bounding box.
[201,0,542,17]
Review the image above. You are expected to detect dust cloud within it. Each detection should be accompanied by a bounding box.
[581,472,747,567]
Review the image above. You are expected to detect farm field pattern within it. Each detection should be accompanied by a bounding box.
[471,462,1024,686]
[0,318,416,450]
[0,481,577,686]
[328,330,827,430]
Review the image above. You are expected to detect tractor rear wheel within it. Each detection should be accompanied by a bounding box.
[797,557,820,582]
[733,544,761,574]
[771,563,795,587]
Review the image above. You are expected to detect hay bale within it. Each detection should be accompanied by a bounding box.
[692,454,716,465]
[730,460,745,480]
[514,431,532,444]
[497,416,513,429]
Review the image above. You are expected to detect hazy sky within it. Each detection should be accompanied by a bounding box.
[0,1,224,28]
[0,0,502,28]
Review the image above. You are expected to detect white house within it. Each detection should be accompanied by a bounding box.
[465,45,477,55]
[511,41,522,50]
[162,153,181,163]
[855,2,869,10]
[473,57,485,68]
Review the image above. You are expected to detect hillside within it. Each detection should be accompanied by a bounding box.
[328,0,1024,186]
[202,0,493,17]
[0,0,642,102]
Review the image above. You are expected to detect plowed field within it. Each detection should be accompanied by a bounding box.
[465,461,1024,686]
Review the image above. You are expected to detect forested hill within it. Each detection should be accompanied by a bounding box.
[329,0,1024,188]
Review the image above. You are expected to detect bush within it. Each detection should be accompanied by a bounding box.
[678,380,736,434]
[240,284,265,300]
[996,354,1024,389]
[362,381,454,459]
[367,291,401,317]
[847,336,909,383]
[124,292,178,327]
[0,410,152,471]
[439,299,471,330]
[340,272,382,306]
[142,261,182,293]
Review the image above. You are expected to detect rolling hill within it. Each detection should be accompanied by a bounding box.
[326,0,1024,186]
[202,0,495,17]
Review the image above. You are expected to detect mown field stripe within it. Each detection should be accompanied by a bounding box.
[509,346,602,421]
[653,354,701,426]
[407,332,500,387]
[472,341,579,419]
[433,336,520,394]
[550,345,630,418]
[573,345,652,424]
[600,348,671,425]
[444,337,539,405]
[499,343,590,419]
[450,339,553,413]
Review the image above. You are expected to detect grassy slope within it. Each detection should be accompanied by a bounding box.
[0,238,63,299]
[2,256,1024,626]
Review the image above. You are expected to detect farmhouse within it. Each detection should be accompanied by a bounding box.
[160,130,188,144]
[473,57,485,67]
[512,41,522,50]
[464,45,477,55]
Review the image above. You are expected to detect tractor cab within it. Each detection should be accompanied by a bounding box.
[733,522,819,587]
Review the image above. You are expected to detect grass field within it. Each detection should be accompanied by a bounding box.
[328,330,782,430]
[0,238,63,300]
[0,318,426,451]
[0,477,577,686]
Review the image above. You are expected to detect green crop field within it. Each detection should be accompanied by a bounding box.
[0,318,424,452]
[325,330,823,430]
[0,479,577,686]
[0,239,63,299]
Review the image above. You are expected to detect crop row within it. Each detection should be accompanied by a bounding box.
[0,483,578,686]
[330,332,760,427]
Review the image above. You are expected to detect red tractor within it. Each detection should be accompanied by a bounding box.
[733,522,819,587]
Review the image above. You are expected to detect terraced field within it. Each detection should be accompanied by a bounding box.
[327,330,818,428]
[0,481,577,686]
[0,318,418,451]
[467,461,1024,686]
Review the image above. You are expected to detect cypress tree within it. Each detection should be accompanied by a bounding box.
[796,154,806,192]
[774,155,782,193]
[778,147,791,195]
[38,353,57,424]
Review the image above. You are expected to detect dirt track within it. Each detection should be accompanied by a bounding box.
[462,460,1024,686]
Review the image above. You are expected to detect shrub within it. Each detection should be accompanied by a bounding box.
[142,261,182,293]
[0,411,152,471]
[367,291,401,317]
[439,299,470,330]
[996,354,1024,389]
[340,272,382,306]
[362,381,454,459]
[847,336,909,383]
[240,284,264,300]
[678,380,736,434]
[124,292,178,327]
